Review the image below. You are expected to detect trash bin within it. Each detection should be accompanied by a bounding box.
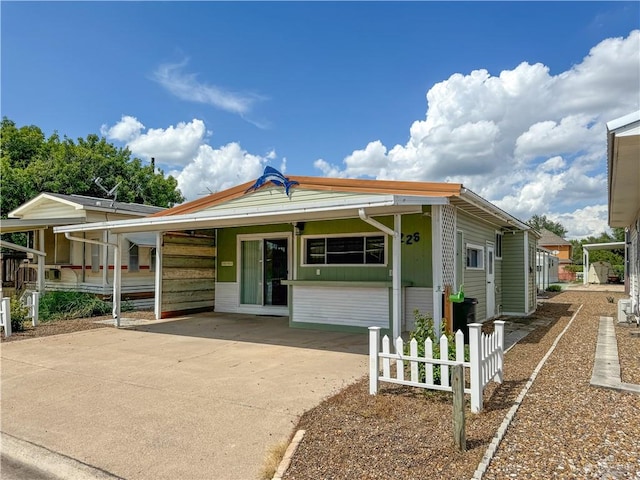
[453,298,478,343]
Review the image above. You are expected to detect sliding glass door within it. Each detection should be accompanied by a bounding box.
[240,237,289,307]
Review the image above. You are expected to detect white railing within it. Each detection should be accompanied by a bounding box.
[25,291,39,326]
[369,321,505,413]
[1,297,11,338]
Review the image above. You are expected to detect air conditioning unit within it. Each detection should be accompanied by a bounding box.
[45,269,61,280]
[618,299,631,323]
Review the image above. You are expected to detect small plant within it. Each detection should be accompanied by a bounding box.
[10,295,29,332]
[39,291,111,322]
[406,310,469,384]
[546,285,562,292]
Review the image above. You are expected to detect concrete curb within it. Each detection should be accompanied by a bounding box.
[1,432,122,480]
[272,429,305,480]
[470,304,584,480]
[590,317,640,394]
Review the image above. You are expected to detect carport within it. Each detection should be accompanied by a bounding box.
[1,312,367,479]
[582,241,626,285]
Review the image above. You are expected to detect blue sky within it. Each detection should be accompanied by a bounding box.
[2,2,639,238]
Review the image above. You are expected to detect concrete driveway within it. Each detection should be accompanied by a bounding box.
[1,314,368,479]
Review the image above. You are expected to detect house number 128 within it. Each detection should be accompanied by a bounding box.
[400,232,420,245]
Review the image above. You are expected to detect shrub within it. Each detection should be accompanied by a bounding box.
[546,284,562,292]
[406,310,469,384]
[39,291,111,322]
[9,296,29,332]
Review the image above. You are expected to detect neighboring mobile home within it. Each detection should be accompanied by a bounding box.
[607,110,640,323]
[1,193,163,307]
[54,172,538,336]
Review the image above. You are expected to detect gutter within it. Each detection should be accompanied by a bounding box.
[64,233,122,327]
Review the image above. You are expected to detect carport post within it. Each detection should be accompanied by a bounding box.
[369,327,381,394]
[113,234,122,327]
[583,248,589,285]
[154,231,163,320]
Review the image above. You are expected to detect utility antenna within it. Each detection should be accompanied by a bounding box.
[94,177,121,207]
[197,186,215,196]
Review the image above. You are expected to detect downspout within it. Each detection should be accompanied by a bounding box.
[359,209,401,339]
[64,232,122,327]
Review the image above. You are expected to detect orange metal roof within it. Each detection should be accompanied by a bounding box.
[153,176,463,217]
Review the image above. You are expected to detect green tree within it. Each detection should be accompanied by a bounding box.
[0,117,184,220]
[528,214,568,237]
[570,231,625,267]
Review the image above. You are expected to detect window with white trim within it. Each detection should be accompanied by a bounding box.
[495,232,503,259]
[91,243,100,273]
[466,243,484,270]
[129,242,139,272]
[303,234,386,265]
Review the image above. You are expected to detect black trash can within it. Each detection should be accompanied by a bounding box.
[453,298,478,344]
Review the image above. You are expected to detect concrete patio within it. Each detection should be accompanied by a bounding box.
[1,313,368,479]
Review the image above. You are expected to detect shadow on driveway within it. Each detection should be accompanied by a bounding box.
[124,312,369,355]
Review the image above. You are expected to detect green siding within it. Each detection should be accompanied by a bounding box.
[501,232,525,313]
[216,224,293,282]
[215,213,433,287]
[456,211,499,323]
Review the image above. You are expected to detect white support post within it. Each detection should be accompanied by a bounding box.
[31,291,39,326]
[369,327,381,395]
[2,297,12,338]
[38,229,45,293]
[583,249,589,285]
[113,234,122,327]
[154,232,163,320]
[468,322,482,413]
[392,214,402,340]
[494,320,505,383]
[431,206,443,338]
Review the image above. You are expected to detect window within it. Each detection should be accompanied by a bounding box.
[91,243,100,273]
[303,235,386,265]
[495,233,503,258]
[466,244,484,269]
[129,242,139,272]
[150,248,156,273]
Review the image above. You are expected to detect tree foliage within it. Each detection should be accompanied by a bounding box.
[0,117,184,219]
[528,214,568,238]
[570,230,625,267]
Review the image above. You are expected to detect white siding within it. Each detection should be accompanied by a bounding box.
[292,285,388,328]
[215,282,239,313]
[631,219,639,315]
[404,287,434,331]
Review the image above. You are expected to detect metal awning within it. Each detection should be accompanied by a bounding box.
[0,217,84,234]
[122,233,157,248]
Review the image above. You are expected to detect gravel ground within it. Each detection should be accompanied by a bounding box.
[284,291,640,480]
[616,321,640,385]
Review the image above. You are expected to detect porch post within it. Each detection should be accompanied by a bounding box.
[154,232,163,320]
[113,234,122,327]
[392,214,402,339]
[431,206,443,338]
[583,248,589,285]
[37,229,45,292]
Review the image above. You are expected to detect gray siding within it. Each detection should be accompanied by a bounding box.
[161,232,216,316]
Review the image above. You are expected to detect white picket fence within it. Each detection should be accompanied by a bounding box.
[369,321,505,413]
[1,297,11,338]
[0,292,40,338]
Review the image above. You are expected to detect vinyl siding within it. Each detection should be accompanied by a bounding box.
[501,231,525,314]
[404,287,434,331]
[291,285,389,328]
[456,211,498,323]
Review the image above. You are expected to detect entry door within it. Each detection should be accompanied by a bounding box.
[486,244,495,318]
[240,238,288,307]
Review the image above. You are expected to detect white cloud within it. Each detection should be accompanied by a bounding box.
[103,115,278,201]
[172,143,270,200]
[551,205,610,240]
[152,60,267,126]
[100,115,144,142]
[314,30,640,238]
[103,117,206,166]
